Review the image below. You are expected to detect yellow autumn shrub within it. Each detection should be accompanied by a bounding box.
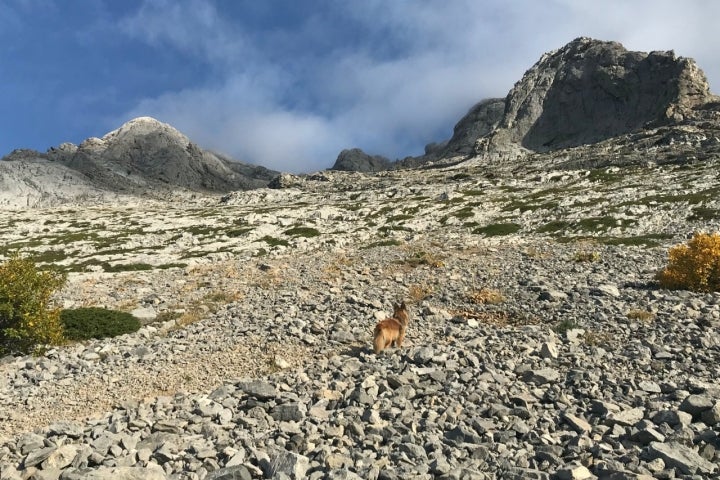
[657,232,720,292]
[0,253,66,355]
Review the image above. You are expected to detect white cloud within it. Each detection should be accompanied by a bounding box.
[114,0,720,173]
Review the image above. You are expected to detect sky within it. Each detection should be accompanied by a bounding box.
[1,1,718,173]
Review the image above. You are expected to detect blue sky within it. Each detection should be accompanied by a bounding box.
[1,1,718,173]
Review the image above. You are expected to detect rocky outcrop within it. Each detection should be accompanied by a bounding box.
[425,98,506,159]
[330,148,391,172]
[332,37,718,171]
[0,117,278,207]
[484,37,713,153]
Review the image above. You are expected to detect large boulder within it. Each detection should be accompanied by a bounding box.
[330,148,392,172]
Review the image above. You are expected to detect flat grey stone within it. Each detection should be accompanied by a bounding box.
[647,441,716,475]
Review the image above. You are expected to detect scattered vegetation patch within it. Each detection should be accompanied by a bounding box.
[687,207,719,221]
[101,262,154,273]
[283,226,321,238]
[60,307,141,340]
[401,249,445,268]
[369,205,394,218]
[577,216,636,232]
[408,283,434,302]
[378,225,412,234]
[227,227,253,237]
[627,309,655,322]
[170,290,243,330]
[185,225,220,236]
[554,318,579,334]
[656,231,720,292]
[260,235,290,247]
[587,168,624,183]
[363,239,403,249]
[386,214,415,222]
[473,223,521,236]
[502,200,558,213]
[449,172,471,181]
[555,234,671,248]
[583,330,613,348]
[573,250,601,262]
[461,189,484,197]
[452,206,475,220]
[600,235,671,247]
[468,288,506,305]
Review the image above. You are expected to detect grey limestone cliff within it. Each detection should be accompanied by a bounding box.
[484,37,713,154]
[333,37,718,171]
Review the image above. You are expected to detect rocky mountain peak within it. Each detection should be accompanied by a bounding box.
[483,36,713,153]
[338,38,718,171]
[101,116,190,146]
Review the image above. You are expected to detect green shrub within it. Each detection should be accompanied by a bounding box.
[60,307,141,340]
[473,223,521,236]
[261,235,290,247]
[0,253,66,355]
[656,232,720,292]
[283,226,321,238]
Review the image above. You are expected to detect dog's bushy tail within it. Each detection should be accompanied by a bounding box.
[373,325,385,354]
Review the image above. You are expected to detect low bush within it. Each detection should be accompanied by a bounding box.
[0,253,66,355]
[656,232,720,292]
[283,226,320,238]
[473,223,521,236]
[60,307,141,340]
[468,288,506,305]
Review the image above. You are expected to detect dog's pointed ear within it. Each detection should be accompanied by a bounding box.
[400,301,406,310]
[393,302,399,310]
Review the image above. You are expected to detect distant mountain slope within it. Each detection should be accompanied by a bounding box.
[333,37,719,171]
[0,117,278,207]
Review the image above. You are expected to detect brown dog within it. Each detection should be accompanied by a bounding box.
[373,302,410,354]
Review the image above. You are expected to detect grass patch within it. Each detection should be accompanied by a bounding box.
[555,234,671,247]
[473,223,521,236]
[576,216,637,232]
[502,200,559,213]
[283,226,321,238]
[363,239,403,249]
[687,207,719,221]
[101,262,154,272]
[260,235,290,247]
[386,214,415,222]
[449,172,471,181]
[378,225,412,234]
[452,206,475,220]
[227,227,253,237]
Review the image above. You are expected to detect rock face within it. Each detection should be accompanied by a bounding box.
[330,148,391,172]
[334,37,717,170]
[0,117,278,207]
[485,37,713,153]
[424,98,506,160]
